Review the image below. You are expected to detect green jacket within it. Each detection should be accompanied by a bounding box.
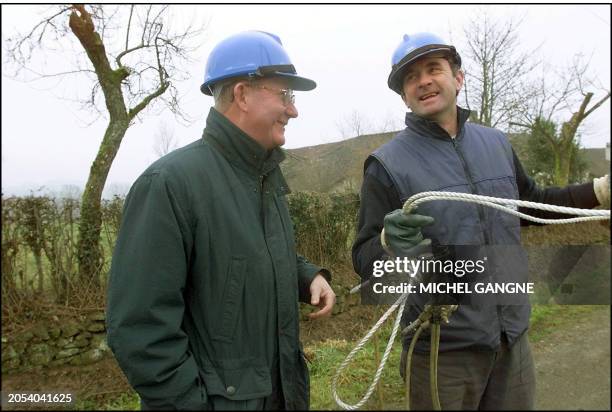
[107,108,329,410]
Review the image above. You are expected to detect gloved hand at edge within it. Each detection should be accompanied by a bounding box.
[381,209,435,257]
[593,174,610,209]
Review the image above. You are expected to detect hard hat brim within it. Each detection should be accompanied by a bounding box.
[201,71,317,96]
[272,72,317,91]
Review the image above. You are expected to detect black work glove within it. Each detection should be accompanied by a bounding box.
[381,209,434,257]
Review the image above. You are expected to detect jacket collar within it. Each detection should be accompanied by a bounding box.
[203,107,285,176]
[404,106,472,140]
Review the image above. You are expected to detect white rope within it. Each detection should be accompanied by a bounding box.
[333,191,610,410]
[403,191,610,224]
[331,294,407,410]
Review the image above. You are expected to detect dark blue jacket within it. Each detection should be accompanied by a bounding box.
[373,107,528,352]
[353,106,599,352]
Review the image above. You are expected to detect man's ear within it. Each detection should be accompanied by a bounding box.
[233,82,249,112]
[455,69,464,96]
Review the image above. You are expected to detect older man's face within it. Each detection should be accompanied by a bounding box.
[243,77,298,150]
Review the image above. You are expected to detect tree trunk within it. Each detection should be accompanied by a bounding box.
[68,5,168,286]
[553,153,570,186]
[77,119,129,285]
[561,141,573,185]
[554,113,580,186]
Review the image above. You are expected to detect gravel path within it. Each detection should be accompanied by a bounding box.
[532,306,610,410]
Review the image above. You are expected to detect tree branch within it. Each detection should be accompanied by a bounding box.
[128,81,169,120]
[115,43,147,67]
[576,92,594,121]
[68,5,112,78]
[583,92,611,118]
[16,67,97,80]
[125,5,134,51]
[509,121,532,129]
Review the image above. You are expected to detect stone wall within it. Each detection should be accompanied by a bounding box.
[2,311,111,374]
[2,291,361,375]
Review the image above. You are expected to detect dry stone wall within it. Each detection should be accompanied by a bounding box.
[3,289,362,375]
[2,311,111,374]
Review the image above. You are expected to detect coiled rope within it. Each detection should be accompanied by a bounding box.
[332,191,610,410]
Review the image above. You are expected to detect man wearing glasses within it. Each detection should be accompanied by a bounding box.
[107,31,335,410]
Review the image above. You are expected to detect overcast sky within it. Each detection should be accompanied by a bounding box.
[2,4,610,197]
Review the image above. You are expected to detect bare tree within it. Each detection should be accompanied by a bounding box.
[336,110,372,139]
[376,111,403,134]
[461,12,540,129]
[5,5,205,285]
[153,121,179,158]
[510,55,610,186]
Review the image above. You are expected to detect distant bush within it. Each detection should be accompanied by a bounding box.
[287,190,360,265]
[1,194,124,316]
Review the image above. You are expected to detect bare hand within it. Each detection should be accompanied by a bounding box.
[308,273,336,319]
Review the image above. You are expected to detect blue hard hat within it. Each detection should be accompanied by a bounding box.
[387,32,461,95]
[201,30,316,95]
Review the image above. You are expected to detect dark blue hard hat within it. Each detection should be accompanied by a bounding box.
[388,32,461,95]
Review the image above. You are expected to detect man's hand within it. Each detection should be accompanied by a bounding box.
[382,209,435,256]
[308,273,336,319]
[594,174,610,209]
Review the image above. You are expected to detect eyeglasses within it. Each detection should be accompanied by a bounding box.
[247,84,295,106]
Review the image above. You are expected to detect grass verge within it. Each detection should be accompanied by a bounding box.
[2,306,605,411]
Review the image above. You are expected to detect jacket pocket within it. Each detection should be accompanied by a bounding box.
[214,256,246,343]
[200,358,272,401]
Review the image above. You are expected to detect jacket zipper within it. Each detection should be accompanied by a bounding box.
[450,136,505,333]
[450,137,491,245]
[259,175,265,226]
[260,173,286,357]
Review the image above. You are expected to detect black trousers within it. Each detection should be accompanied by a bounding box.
[400,332,536,410]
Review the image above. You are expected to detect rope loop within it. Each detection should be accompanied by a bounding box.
[333,192,610,410]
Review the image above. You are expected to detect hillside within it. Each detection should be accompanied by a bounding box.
[283,132,610,193]
[282,131,395,193]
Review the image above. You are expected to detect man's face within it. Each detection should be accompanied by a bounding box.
[243,77,298,150]
[401,55,463,124]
